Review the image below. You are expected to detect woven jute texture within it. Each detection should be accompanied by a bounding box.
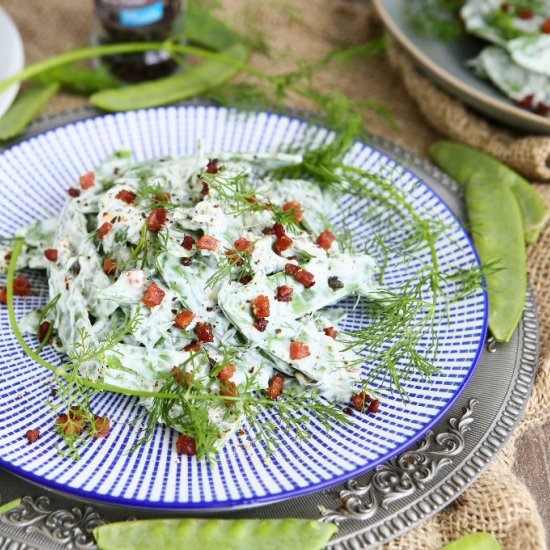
[2,0,550,548]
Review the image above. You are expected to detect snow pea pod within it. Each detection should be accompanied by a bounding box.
[466,177,526,342]
[36,64,121,95]
[185,5,242,51]
[94,518,338,550]
[441,532,501,550]
[0,83,59,141]
[430,140,548,244]
[90,43,248,111]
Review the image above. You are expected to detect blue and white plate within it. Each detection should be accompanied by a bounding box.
[0,106,487,510]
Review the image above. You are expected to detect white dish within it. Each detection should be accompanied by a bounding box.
[0,6,24,119]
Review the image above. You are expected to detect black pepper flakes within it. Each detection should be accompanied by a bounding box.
[328,276,344,291]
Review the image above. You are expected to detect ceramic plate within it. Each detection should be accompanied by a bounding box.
[0,6,24,119]
[374,0,550,135]
[0,106,487,510]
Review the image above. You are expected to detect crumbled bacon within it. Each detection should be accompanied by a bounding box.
[93,416,111,438]
[79,171,95,190]
[68,187,81,198]
[518,94,534,109]
[197,235,220,251]
[254,318,269,332]
[220,380,239,407]
[518,8,533,19]
[282,200,304,223]
[200,182,210,196]
[284,263,301,276]
[273,223,286,238]
[38,321,51,343]
[316,230,336,251]
[0,287,6,304]
[115,189,137,204]
[536,103,550,117]
[196,322,214,343]
[184,342,200,352]
[103,258,117,275]
[172,367,193,387]
[351,392,371,411]
[98,222,113,240]
[154,192,171,203]
[218,363,236,381]
[543,17,550,33]
[266,373,285,400]
[206,158,220,174]
[142,282,165,308]
[289,341,311,360]
[147,206,167,232]
[176,434,197,456]
[56,412,83,436]
[251,295,270,318]
[295,268,315,288]
[25,429,40,443]
[239,274,253,285]
[276,285,294,302]
[175,310,195,329]
[44,248,58,262]
[274,235,293,255]
[234,237,253,252]
[13,274,32,296]
[324,326,337,339]
[181,235,196,250]
[368,399,380,414]
[500,2,511,12]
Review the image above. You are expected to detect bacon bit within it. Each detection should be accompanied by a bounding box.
[182,257,194,266]
[14,274,32,296]
[38,321,51,343]
[4,252,11,262]
[197,235,220,251]
[218,363,236,381]
[324,326,337,339]
[115,189,137,204]
[518,94,534,109]
[200,182,210,196]
[254,318,269,332]
[142,282,165,308]
[290,341,311,360]
[266,373,285,400]
[220,380,239,407]
[284,263,301,276]
[368,399,380,414]
[93,416,111,438]
[171,367,193,387]
[175,310,195,329]
[69,405,84,422]
[176,434,197,456]
[282,200,304,223]
[79,171,95,189]
[181,235,196,250]
[518,8,533,19]
[500,2,511,11]
[276,285,294,302]
[184,342,200,352]
[25,429,40,443]
[196,322,214,343]
[43,248,58,262]
[351,392,371,411]
[154,192,171,203]
[316,230,336,251]
[273,223,286,238]
[98,222,113,240]
[234,237,253,252]
[328,276,344,291]
[251,295,270,318]
[56,412,83,436]
[0,287,6,304]
[274,234,293,255]
[206,158,220,174]
[67,187,81,197]
[262,226,276,236]
[536,102,550,117]
[245,196,259,205]
[103,258,117,275]
[239,274,253,285]
[543,17,550,33]
[295,268,315,288]
[147,207,167,232]
[343,407,354,416]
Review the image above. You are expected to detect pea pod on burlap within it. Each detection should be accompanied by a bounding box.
[93,518,338,550]
[429,140,548,244]
[441,532,501,550]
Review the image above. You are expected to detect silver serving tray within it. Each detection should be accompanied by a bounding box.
[0,108,539,549]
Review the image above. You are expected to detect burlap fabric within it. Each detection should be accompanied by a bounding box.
[2,0,549,548]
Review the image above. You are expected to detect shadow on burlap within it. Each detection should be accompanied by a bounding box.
[2,0,549,547]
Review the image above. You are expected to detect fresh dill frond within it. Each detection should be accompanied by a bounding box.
[406,0,465,42]
[206,241,256,288]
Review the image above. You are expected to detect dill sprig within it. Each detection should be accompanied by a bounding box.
[406,0,465,42]
[206,241,256,288]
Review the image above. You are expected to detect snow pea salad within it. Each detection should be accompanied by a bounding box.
[1,150,384,458]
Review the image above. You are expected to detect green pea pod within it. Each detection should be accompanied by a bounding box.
[466,177,526,342]
[90,43,249,111]
[441,532,501,550]
[0,498,21,515]
[186,5,243,50]
[430,140,548,244]
[36,64,121,95]
[94,518,338,550]
[0,83,59,141]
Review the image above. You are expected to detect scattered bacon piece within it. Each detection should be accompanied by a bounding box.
[69,405,84,422]
[200,182,210,196]
[500,2,511,12]
[234,237,253,252]
[324,326,337,339]
[368,399,380,414]
[518,8,533,19]
[147,206,167,232]
[182,257,194,266]
[56,412,83,436]
[276,285,294,302]
[79,171,95,189]
[197,235,220,251]
[0,287,6,304]
[290,341,311,360]
[220,380,239,407]
[181,235,196,250]
[176,434,197,456]
[184,342,201,352]
[316,230,336,251]
[68,187,81,198]
[175,310,195,329]
[218,363,236,381]
[93,416,111,438]
[245,196,259,205]
[266,373,285,400]
[282,200,304,223]
[98,222,113,240]
[38,321,51,343]
[44,249,58,262]
[206,158,220,174]
[274,234,293,255]
[103,258,117,275]
[142,282,165,308]
[543,17,550,33]
[251,295,270,318]
[254,318,269,332]
[351,392,371,411]
[295,268,315,288]
[115,189,137,204]
[239,274,253,285]
[154,192,171,203]
[13,274,32,296]
[171,367,193,387]
[196,322,214,343]
[536,102,550,117]
[26,429,40,443]
[273,223,286,238]
[285,263,301,276]
[518,94,535,109]
[4,252,11,262]
[328,276,344,291]
[343,407,354,416]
